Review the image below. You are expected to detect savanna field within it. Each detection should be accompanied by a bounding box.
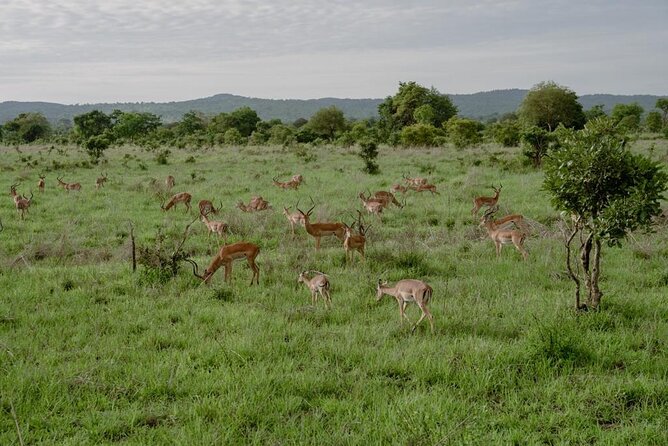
[1,140,667,444]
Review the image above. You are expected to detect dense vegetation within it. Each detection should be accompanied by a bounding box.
[1,132,666,443]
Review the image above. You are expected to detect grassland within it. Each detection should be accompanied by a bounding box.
[1,140,667,444]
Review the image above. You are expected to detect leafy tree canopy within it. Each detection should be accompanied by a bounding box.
[611,103,644,131]
[518,81,585,131]
[73,110,112,141]
[306,106,346,140]
[2,112,51,143]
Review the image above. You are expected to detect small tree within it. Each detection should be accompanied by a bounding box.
[520,126,555,167]
[611,103,644,131]
[445,117,483,148]
[488,119,521,147]
[1,112,51,143]
[307,106,346,140]
[518,81,585,131]
[645,111,663,133]
[543,118,667,310]
[655,98,668,125]
[358,139,379,174]
[399,123,440,147]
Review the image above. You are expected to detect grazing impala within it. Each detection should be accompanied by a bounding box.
[161,192,192,213]
[374,191,403,208]
[297,205,346,250]
[200,211,229,242]
[376,279,434,333]
[198,199,220,216]
[297,271,332,308]
[283,206,305,235]
[272,176,299,190]
[409,183,439,195]
[57,177,81,191]
[10,185,33,219]
[95,173,108,190]
[165,175,175,190]
[358,192,386,218]
[471,185,502,216]
[480,208,528,260]
[188,241,260,285]
[403,174,428,187]
[390,184,408,194]
[37,174,45,193]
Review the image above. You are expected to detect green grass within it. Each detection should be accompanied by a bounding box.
[1,142,667,444]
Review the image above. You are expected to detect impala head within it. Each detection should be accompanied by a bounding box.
[39,174,45,180]
[297,204,315,220]
[493,185,502,195]
[186,259,213,283]
[10,184,18,195]
[376,279,388,301]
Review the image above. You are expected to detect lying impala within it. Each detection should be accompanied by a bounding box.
[237,196,272,212]
[343,218,367,263]
[200,211,229,242]
[297,205,346,250]
[198,199,221,216]
[57,177,81,191]
[471,185,502,215]
[161,192,192,213]
[272,176,299,190]
[403,174,428,187]
[283,206,306,235]
[480,208,528,260]
[10,185,33,219]
[297,271,332,308]
[95,173,108,190]
[165,175,175,190]
[188,241,260,285]
[376,279,434,333]
[37,174,45,193]
[291,174,304,186]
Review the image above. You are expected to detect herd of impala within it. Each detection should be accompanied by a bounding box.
[5,171,530,333]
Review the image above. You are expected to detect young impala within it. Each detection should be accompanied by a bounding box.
[297,205,346,250]
[358,192,386,218]
[409,183,439,195]
[161,192,192,213]
[343,222,367,263]
[480,208,528,260]
[37,174,45,193]
[200,211,229,242]
[376,279,434,333]
[10,185,33,219]
[165,175,176,190]
[188,241,260,285]
[283,206,306,235]
[471,185,502,216]
[95,173,108,190]
[297,271,332,308]
[57,177,82,191]
[198,199,220,216]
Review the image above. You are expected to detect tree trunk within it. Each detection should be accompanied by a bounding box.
[589,238,603,310]
[565,226,581,309]
[580,233,593,310]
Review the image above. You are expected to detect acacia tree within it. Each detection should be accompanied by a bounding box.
[543,118,667,310]
[518,81,585,131]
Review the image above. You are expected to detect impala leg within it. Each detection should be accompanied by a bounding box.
[224,262,232,283]
[412,303,434,333]
[324,289,332,309]
[495,241,502,257]
[315,237,321,250]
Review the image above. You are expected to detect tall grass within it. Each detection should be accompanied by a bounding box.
[0,141,666,444]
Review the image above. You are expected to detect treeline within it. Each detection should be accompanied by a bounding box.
[1,82,667,163]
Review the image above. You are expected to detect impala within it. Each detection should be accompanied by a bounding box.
[283,206,306,235]
[403,174,428,187]
[198,199,221,216]
[374,190,403,208]
[358,192,386,218]
[471,185,502,215]
[37,174,45,193]
[486,206,528,232]
[480,209,528,260]
[188,241,260,285]
[297,205,346,250]
[390,184,408,194]
[297,271,332,308]
[291,174,304,185]
[376,279,434,333]
[272,176,299,190]
[237,196,271,212]
[343,220,367,263]
[409,183,439,195]
[57,177,82,191]
[200,211,229,242]
[10,185,33,219]
[95,173,108,190]
[161,192,192,213]
[165,175,176,190]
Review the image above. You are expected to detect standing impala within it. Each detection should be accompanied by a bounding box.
[200,211,229,242]
[188,241,260,285]
[376,279,434,333]
[403,174,428,187]
[161,192,192,213]
[485,206,528,232]
[95,173,108,190]
[165,175,176,190]
[471,185,502,215]
[480,208,528,260]
[57,177,81,191]
[198,199,220,216]
[10,185,33,219]
[373,191,403,208]
[409,183,439,195]
[283,206,305,235]
[358,192,386,218]
[37,174,45,193]
[297,205,346,250]
[297,271,332,308]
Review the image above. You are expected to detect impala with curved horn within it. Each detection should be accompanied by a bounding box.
[37,174,46,193]
[188,241,260,285]
[272,176,299,190]
[297,204,346,250]
[198,199,221,216]
[472,185,502,216]
[95,173,108,190]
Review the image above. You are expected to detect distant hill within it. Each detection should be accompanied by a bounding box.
[1,90,665,125]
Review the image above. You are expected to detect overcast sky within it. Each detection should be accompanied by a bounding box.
[1,0,666,104]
